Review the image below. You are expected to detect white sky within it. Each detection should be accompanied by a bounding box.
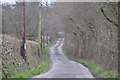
[0,0,16,2]
[0,0,119,2]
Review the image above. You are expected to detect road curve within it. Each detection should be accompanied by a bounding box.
[33,38,94,78]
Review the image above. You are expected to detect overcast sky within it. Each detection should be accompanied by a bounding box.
[0,0,57,4]
[0,0,56,2]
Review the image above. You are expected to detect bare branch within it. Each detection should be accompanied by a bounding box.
[100,7,118,27]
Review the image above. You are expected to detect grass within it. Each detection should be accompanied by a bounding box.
[11,42,55,78]
[62,46,118,79]
[0,72,2,79]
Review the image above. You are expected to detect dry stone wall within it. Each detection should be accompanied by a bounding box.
[1,35,40,77]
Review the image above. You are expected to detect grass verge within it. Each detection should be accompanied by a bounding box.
[0,72,2,79]
[12,42,55,78]
[62,46,118,79]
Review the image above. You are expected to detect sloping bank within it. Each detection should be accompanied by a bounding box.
[62,46,118,79]
[1,35,54,78]
[0,35,2,79]
[12,42,54,78]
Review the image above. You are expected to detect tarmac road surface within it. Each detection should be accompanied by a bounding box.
[33,38,94,78]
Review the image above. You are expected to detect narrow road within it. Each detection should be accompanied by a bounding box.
[33,38,94,78]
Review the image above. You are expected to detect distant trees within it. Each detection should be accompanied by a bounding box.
[2,2,39,39]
